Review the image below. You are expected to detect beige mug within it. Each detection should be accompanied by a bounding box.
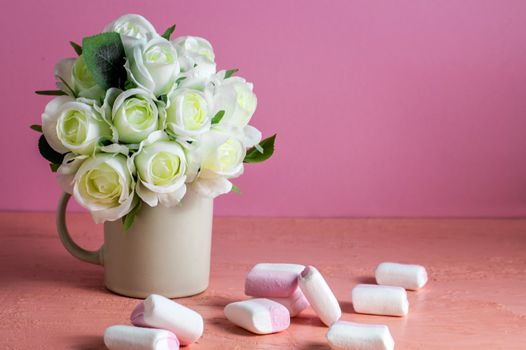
[56,189,213,298]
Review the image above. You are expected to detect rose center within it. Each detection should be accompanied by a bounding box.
[80,163,122,206]
[150,151,181,186]
[145,44,174,65]
[61,109,88,146]
[123,97,156,131]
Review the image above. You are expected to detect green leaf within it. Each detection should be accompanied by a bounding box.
[49,163,60,172]
[224,68,239,79]
[165,129,178,141]
[82,32,127,90]
[175,76,187,85]
[30,124,42,133]
[124,79,137,90]
[211,110,225,124]
[98,137,112,147]
[56,75,77,97]
[161,24,176,40]
[70,41,82,55]
[123,200,142,231]
[243,134,277,163]
[231,184,241,194]
[38,135,65,165]
[35,90,67,96]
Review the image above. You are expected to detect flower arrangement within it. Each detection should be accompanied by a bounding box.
[31,14,276,229]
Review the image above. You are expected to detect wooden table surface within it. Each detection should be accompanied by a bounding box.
[0,213,525,349]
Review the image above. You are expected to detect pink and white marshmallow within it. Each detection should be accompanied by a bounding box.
[375,262,428,290]
[245,263,306,298]
[224,298,290,334]
[269,286,310,317]
[130,294,203,345]
[104,325,180,350]
[298,265,341,326]
[327,321,394,350]
[351,284,408,317]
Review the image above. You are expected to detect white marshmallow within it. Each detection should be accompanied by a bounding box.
[104,325,179,350]
[142,294,203,345]
[327,321,394,350]
[252,263,306,273]
[375,262,428,290]
[298,265,341,326]
[352,284,408,317]
[224,298,290,334]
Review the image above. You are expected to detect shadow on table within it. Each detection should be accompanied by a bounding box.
[352,275,376,284]
[340,300,356,314]
[292,314,326,328]
[65,335,106,350]
[294,341,331,350]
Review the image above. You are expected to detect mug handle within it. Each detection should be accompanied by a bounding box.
[56,192,104,266]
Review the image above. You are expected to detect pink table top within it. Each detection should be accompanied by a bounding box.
[0,213,525,349]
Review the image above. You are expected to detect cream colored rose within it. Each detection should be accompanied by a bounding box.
[165,89,211,139]
[104,14,158,57]
[42,96,112,155]
[73,154,136,223]
[172,36,216,90]
[133,131,187,207]
[104,14,157,41]
[206,72,257,128]
[112,88,160,144]
[54,57,103,99]
[187,130,245,197]
[126,37,180,96]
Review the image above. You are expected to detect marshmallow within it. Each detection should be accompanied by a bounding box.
[375,262,428,290]
[245,263,305,298]
[251,263,306,273]
[104,325,179,350]
[130,294,203,345]
[269,286,310,317]
[224,298,290,334]
[298,265,341,326]
[327,321,394,350]
[351,284,408,317]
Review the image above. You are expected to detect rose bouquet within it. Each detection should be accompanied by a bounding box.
[31,14,276,229]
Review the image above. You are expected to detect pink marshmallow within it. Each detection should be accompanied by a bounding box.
[130,303,149,328]
[245,263,305,298]
[269,286,310,317]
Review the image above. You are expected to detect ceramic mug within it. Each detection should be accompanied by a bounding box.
[56,189,213,298]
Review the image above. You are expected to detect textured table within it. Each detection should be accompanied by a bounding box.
[0,213,525,349]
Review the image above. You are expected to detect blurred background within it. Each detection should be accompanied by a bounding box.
[1,0,525,216]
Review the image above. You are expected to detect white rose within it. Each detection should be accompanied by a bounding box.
[165,88,212,139]
[172,36,216,90]
[206,71,257,128]
[104,14,157,55]
[133,131,187,207]
[112,88,161,144]
[54,57,103,99]
[42,96,112,155]
[201,135,245,178]
[56,153,88,194]
[187,130,245,197]
[71,55,105,99]
[126,37,180,96]
[54,58,75,96]
[73,154,136,223]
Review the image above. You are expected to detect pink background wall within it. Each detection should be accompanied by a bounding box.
[1,0,526,217]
